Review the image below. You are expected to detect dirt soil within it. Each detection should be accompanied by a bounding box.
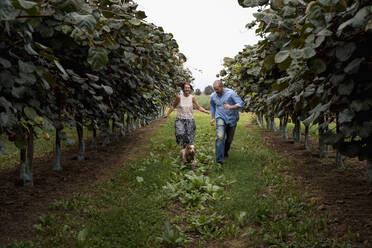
[250,124,372,247]
[0,119,166,247]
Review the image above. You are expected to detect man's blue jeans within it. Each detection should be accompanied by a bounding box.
[215,118,236,163]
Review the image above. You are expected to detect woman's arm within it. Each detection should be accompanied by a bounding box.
[192,96,210,114]
[164,95,180,118]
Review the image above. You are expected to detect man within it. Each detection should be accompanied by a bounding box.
[210,80,244,164]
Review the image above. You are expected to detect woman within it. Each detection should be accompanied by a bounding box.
[164,82,210,147]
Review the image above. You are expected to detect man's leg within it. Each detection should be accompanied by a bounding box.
[215,118,226,164]
[224,124,236,158]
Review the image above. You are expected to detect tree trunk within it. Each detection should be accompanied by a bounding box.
[92,126,97,152]
[293,117,301,144]
[103,121,111,147]
[367,159,372,183]
[318,115,329,158]
[304,124,310,151]
[112,119,119,141]
[270,116,276,132]
[279,117,284,136]
[283,115,289,139]
[19,128,34,186]
[131,118,136,130]
[335,151,345,168]
[126,116,131,134]
[120,115,125,136]
[54,128,63,171]
[76,116,85,161]
[25,127,34,186]
[265,115,270,130]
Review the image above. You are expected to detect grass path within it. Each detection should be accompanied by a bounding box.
[5,112,351,248]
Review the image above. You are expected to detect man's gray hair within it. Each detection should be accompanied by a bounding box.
[213,80,224,87]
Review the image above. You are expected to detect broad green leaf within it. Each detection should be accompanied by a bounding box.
[101,85,113,95]
[318,0,339,6]
[290,49,303,59]
[24,107,37,120]
[275,50,290,63]
[337,80,354,95]
[14,0,37,9]
[317,28,333,36]
[344,58,364,75]
[0,0,18,20]
[277,57,292,71]
[336,42,356,62]
[65,12,96,32]
[0,58,12,68]
[87,47,108,71]
[18,60,35,73]
[337,6,372,36]
[239,0,269,7]
[338,109,355,123]
[308,58,326,74]
[136,10,147,19]
[129,18,141,26]
[263,55,275,70]
[302,47,316,59]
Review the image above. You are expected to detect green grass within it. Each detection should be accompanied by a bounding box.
[4,112,353,248]
[0,126,92,172]
[195,94,210,110]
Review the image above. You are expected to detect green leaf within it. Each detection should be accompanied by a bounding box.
[318,0,339,6]
[302,47,316,59]
[101,85,113,95]
[24,107,37,120]
[277,57,292,71]
[14,0,37,9]
[344,58,364,75]
[337,80,354,95]
[77,228,88,246]
[338,109,355,123]
[87,47,108,71]
[335,42,356,62]
[0,0,19,20]
[129,18,141,26]
[18,60,35,73]
[275,50,290,63]
[337,6,372,36]
[0,58,12,68]
[239,0,269,7]
[263,55,275,70]
[290,49,303,59]
[308,58,326,74]
[136,10,147,19]
[65,12,97,32]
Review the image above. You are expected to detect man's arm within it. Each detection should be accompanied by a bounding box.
[224,92,244,110]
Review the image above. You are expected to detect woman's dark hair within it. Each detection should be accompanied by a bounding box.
[176,82,194,91]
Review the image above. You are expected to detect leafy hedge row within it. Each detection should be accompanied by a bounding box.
[0,0,192,185]
[220,0,372,179]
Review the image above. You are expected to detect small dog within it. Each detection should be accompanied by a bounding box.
[179,145,196,164]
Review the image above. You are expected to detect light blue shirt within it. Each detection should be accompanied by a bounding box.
[210,87,244,126]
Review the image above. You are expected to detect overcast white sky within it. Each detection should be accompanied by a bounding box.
[135,0,260,91]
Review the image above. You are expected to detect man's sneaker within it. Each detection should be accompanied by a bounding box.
[217,161,224,165]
